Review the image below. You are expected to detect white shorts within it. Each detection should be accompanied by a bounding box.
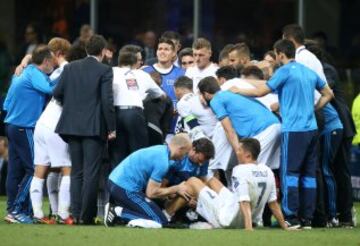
[253,123,281,170]
[209,122,232,171]
[34,123,71,168]
[196,186,240,228]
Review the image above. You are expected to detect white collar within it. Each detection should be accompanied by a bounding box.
[296,45,306,54]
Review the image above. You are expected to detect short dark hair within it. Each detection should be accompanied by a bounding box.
[85,34,107,56]
[218,44,234,62]
[32,44,53,65]
[67,44,87,62]
[198,76,220,94]
[118,51,137,66]
[239,138,261,160]
[178,48,193,61]
[282,24,305,44]
[229,42,250,59]
[174,76,193,90]
[161,31,181,42]
[216,65,238,81]
[120,44,143,55]
[242,66,264,80]
[158,37,175,50]
[273,39,295,59]
[263,50,276,60]
[192,138,215,160]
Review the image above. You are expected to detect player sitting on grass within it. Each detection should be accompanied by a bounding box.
[161,138,214,222]
[183,138,289,230]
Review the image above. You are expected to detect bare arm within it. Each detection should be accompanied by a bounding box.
[146,180,191,201]
[268,201,288,230]
[315,85,334,110]
[244,79,267,87]
[229,83,272,97]
[240,201,253,231]
[220,117,241,162]
[15,54,32,76]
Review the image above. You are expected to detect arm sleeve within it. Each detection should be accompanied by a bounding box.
[31,71,55,94]
[315,75,326,91]
[232,170,250,202]
[267,172,277,203]
[266,67,287,92]
[144,73,164,99]
[210,96,228,120]
[53,67,67,104]
[100,66,116,132]
[150,157,168,183]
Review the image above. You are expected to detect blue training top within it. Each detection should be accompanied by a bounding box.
[3,64,55,128]
[266,61,326,132]
[109,145,173,192]
[166,156,208,186]
[210,90,279,137]
[321,104,343,135]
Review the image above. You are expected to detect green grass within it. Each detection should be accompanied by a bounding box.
[1,197,360,246]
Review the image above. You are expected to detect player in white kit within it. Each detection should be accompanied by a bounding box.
[185,38,218,92]
[184,138,288,230]
[28,38,73,224]
[174,76,217,139]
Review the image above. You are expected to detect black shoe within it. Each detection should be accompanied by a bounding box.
[285,218,301,229]
[104,203,117,227]
[300,219,312,230]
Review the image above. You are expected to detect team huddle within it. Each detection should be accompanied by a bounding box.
[3,23,355,230]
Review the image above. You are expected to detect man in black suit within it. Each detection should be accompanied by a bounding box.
[54,34,116,224]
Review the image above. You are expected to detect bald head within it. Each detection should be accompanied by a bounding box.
[169,133,192,160]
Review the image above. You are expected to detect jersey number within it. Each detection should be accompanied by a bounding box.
[256,182,267,208]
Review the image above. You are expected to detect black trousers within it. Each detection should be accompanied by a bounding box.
[109,108,148,170]
[333,137,354,223]
[68,136,105,224]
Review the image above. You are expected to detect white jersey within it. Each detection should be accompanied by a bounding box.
[230,163,277,226]
[185,63,218,92]
[36,61,68,130]
[177,92,217,137]
[112,67,164,108]
[295,45,327,103]
[221,78,278,111]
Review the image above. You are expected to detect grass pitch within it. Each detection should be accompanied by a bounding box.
[0,197,359,246]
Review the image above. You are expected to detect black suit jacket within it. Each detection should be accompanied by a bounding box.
[54,56,115,141]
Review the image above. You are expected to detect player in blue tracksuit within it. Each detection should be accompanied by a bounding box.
[320,104,343,224]
[143,38,185,136]
[3,46,56,223]
[104,134,192,227]
[228,39,334,228]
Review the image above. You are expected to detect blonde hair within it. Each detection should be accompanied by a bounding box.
[48,37,71,56]
[192,38,211,50]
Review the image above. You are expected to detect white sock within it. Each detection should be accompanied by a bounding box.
[162,209,172,222]
[30,177,45,219]
[47,172,60,215]
[114,206,123,217]
[58,176,70,219]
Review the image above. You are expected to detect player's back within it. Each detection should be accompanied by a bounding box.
[231,163,277,225]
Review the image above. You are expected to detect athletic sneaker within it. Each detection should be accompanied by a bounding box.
[33,217,56,224]
[4,213,19,224]
[56,215,75,225]
[189,222,214,230]
[104,203,117,227]
[14,213,33,224]
[285,218,301,229]
[326,218,339,228]
[300,219,312,230]
[127,219,162,228]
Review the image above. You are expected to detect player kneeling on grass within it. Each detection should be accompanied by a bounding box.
[104,133,192,228]
[184,138,288,230]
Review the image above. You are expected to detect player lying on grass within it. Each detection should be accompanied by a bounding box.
[181,138,289,230]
